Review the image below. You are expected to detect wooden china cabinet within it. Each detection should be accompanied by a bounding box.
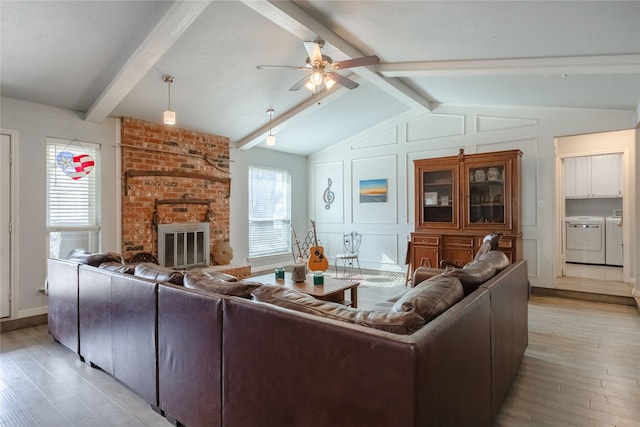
[411,149,522,273]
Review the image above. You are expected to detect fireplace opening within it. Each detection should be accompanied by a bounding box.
[158,222,210,269]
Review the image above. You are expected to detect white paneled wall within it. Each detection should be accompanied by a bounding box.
[310,105,635,288]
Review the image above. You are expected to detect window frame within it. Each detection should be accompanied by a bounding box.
[46,138,101,258]
[248,165,292,259]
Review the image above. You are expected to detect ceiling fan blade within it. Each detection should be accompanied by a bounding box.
[331,55,380,70]
[257,65,308,70]
[289,74,311,91]
[327,72,359,90]
[304,41,323,64]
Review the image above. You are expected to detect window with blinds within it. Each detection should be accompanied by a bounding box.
[46,138,101,259]
[248,165,291,258]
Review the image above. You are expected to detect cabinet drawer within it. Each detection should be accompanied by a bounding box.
[498,239,513,249]
[413,235,440,246]
[443,236,474,247]
[476,236,513,248]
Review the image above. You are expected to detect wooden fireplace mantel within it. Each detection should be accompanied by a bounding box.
[124,170,231,197]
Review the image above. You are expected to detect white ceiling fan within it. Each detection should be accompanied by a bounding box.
[257,40,379,92]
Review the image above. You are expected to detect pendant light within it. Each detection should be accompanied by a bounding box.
[266,108,275,146]
[162,75,176,125]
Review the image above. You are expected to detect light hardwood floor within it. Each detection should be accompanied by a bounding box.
[1,293,639,426]
[496,295,640,427]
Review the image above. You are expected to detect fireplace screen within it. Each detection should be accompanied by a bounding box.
[158,222,210,269]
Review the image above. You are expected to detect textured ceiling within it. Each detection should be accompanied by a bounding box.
[2,1,639,156]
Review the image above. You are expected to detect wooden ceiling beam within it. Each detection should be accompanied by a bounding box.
[84,1,211,123]
[239,0,432,112]
[378,54,640,77]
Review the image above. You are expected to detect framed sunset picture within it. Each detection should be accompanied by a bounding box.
[359,178,388,203]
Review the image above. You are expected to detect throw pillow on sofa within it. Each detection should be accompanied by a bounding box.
[392,275,464,322]
[99,262,136,274]
[477,250,511,272]
[183,274,261,298]
[443,260,496,295]
[66,249,124,266]
[252,286,426,335]
[134,263,185,286]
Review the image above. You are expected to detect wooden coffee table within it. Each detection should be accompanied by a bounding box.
[252,272,359,308]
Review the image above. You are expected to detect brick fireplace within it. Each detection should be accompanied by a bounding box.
[120,117,231,266]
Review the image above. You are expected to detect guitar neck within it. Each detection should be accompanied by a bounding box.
[310,220,319,246]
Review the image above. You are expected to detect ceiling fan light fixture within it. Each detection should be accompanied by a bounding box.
[304,80,316,92]
[266,108,276,146]
[162,75,176,125]
[310,71,324,86]
[324,75,336,90]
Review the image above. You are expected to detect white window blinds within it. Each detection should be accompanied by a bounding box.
[46,138,101,230]
[248,166,291,258]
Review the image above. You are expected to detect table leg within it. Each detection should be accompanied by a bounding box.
[351,286,358,308]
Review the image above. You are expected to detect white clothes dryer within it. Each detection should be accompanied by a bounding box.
[565,216,605,264]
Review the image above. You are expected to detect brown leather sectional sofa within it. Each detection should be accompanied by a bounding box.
[47,254,528,427]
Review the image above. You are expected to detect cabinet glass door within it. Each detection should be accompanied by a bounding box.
[467,165,506,225]
[421,169,456,226]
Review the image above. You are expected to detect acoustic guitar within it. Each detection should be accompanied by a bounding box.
[307,220,329,272]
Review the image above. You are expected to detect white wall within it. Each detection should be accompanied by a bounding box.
[0,96,119,319]
[308,105,637,288]
[229,145,308,274]
[0,96,309,320]
[636,125,640,297]
[2,94,637,319]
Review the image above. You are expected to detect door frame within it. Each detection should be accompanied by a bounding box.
[554,129,635,285]
[1,129,18,319]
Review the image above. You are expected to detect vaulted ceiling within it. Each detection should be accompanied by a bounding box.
[2,1,639,156]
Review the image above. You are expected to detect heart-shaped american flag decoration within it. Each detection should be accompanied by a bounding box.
[56,151,95,180]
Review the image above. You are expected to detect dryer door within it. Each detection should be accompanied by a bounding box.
[566,223,603,251]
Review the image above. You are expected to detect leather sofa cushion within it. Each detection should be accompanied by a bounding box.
[252,286,425,335]
[66,249,123,267]
[445,260,497,295]
[183,274,261,298]
[392,275,463,322]
[134,263,184,286]
[99,262,136,274]
[478,250,511,272]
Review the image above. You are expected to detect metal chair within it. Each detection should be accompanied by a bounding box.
[334,232,362,278]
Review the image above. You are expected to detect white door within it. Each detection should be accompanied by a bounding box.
[1,132,11,318]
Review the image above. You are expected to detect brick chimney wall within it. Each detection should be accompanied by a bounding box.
[120,117,231,263]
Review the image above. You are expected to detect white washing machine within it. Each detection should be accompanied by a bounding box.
[605,215,623,266]
[565,216,605,264]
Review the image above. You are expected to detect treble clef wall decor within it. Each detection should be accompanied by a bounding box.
[322,178,335,209]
